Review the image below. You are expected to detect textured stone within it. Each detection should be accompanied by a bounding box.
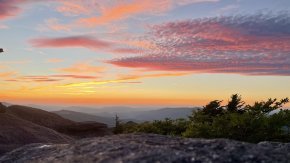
[1,134,289,163]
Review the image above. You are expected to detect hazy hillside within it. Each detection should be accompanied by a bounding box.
[52,110,115,127]
[6,105,111,138]
[52,107,198,123]
[6,105,75,130]
[0,103,72,155]
[130,107,198,121]
[0,102,114,155]
[91,107,198,121]
[23,104,198,121]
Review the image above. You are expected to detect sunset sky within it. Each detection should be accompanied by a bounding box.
[0,0,290,107]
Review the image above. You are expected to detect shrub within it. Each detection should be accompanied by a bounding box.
[116,94,290,143]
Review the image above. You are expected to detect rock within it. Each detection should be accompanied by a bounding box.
[0,103,6,113]
[1,134,290,163]
[0,113,72,155]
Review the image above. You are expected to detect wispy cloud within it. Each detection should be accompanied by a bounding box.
[61,71,188,88]
[37,18,71,32]
[0,71,16,78]
[77,0,165,27]
[30,35,144,55]
[0,0,25,20]
[0,0,49,20]
[9,74,98,83]
[56,1,97,17]
[58,63,105,74]
[0,24,8,29]
[109,12,290,76]
[56,0,220,27]
[30,36,112,49]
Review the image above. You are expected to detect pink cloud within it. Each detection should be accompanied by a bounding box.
[58,63,105,74]
[109,13,290,76]
[75,0,219,27]
[56,1,96,16]
[0,0,52,20]
[30,35,144,55]
[0,0,25,20]
[30,36,112,49]
[38,18,71,32]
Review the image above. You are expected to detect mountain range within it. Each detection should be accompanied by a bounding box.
[52,107,198,126]
[0,102,197,155]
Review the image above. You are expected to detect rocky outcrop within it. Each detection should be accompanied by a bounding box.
[1,134,289,163]
[5,105,112,138]
[0,112,72,155]
[0,103,111,155]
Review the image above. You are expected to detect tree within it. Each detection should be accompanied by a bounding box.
[226,94,245,113]
[245,98,289,115]
[202,100,224,116]
[114,114,123,134]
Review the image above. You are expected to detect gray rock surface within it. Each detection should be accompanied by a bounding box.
[1,134,290,163]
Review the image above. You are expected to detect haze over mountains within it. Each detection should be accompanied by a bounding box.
[52,107,197,127]
[52,110,116,127]
[30,104,196,118]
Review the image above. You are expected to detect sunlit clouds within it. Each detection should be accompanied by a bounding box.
[110,13,290,76]
[1,0,290,106]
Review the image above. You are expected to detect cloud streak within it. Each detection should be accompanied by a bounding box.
[30,35,143,55]
[30,36,112,49]
[9,74,98,83]
[58,63,105,74]
[61,72,187,88]
[2,70,98,83]
[109,12,290,76]
[57,0,219,27]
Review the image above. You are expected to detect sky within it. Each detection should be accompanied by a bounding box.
[0,0,290,107]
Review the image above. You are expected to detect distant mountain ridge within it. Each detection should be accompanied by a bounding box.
[52,107,198,124]
[22,103,199,122]
[52,110,116,127]
[130,107,197,121]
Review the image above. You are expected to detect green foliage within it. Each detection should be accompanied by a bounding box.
[120,118,190,136]
[117,94,290,143]
[185,95,290,142]
[226,94,245,113]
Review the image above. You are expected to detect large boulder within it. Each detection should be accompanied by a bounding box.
[1,134,289,163]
